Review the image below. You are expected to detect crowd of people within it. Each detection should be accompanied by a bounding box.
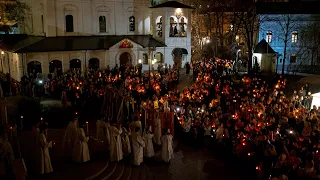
[3,56,320,180]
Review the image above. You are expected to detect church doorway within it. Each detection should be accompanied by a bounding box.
[88,58,99,71]
[69,59,81,70]
[172,48,188,68]
[49,60,63,77]
[119,52,132,67]
[27,61,42,77]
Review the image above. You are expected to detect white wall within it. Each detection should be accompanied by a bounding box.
[25,0,151,36]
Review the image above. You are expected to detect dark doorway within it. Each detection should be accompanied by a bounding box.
[89,58,99,71]
[27,61,42,77]
[172,48,188,68]
[119,52,132,66]
[69,59,81,70]
[49,60,63,77]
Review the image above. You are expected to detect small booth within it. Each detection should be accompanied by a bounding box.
[253,39,277,73]
[311,92,320,109]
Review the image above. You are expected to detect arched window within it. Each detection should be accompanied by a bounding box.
[129,16,135,31]
[65,15,74,32]
[99,16,106,33]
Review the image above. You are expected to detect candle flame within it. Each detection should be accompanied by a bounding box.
[20,116,23,118]
[86,121,88,124]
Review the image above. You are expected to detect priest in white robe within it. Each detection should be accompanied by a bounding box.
[96,117,111,149]
[161,129,174,163]
[132,127,145,166]
[144,126,155,158]
[32,121,41,172]
[109,124,123,162]
[121,127,131,157]
[79,122,90,163]
[154,117,162,145]
[62,116,80,159]
[38,124,53,174]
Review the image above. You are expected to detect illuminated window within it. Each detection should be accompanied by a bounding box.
[290,54,296,63]
[266,31,272,43]
[292,31,298,43]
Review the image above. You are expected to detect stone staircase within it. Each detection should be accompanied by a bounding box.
[87,160,162,180]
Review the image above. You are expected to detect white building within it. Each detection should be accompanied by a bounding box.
[0,0,193,80]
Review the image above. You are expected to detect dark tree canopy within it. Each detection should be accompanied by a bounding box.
[0,1,29,34]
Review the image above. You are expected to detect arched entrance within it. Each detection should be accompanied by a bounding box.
[88,58,99,71]
[172,48,188,68]
[27,61,42,77]
[119,52,132,66]
[69,59,81,70]
[49,60,63,77]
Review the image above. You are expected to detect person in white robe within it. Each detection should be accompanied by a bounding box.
[78,122,90,163]
[129,117,142,134]
[32,121,41,172]
[144,126,155,158]
[154,117,162,145]
[62,116,80,158]
[109,124,123,162]
[96,117,111,149]
[161,129,174,163]
[132,127,145,166]
[121,127,131,157]
[0,124,15,176]
[38,124,53,174]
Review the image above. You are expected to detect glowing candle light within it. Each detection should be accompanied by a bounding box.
[248,153,251,156]
[86,121,89,134]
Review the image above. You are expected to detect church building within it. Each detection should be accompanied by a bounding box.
[0,0,192,80]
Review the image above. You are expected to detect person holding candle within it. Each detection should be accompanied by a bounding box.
[132,127,145,166]
[109,123,123,162]
[62,115,80,159]
[38,123,53,174]
[96,116,111,149]
[77,121,90,163]
[144,126,155,158]
[161,129,174,163]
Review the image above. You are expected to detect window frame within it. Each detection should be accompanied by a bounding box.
[290,54,297,63]
[292,31,298,43]
[99,16,107,33]
[266,31,272,43]
[129,16,135,32]
[65,15,74,32]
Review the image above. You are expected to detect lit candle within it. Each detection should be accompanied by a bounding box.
[9,126,13,137]
[20,116,23,127]
[86,121,89,134]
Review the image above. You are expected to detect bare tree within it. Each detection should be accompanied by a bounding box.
[262,14,302,75]
[0,1,29,34]
[238,4,260,72]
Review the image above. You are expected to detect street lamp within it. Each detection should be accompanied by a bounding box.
[138,59,142,64]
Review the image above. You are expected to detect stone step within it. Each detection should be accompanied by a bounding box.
[106,163,124,180]
[93,162,117,180]
[119,164,132,180]
[129,166,140,180]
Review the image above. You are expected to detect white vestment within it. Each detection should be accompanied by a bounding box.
[109,126,123,162]
[154,118,162,145]
[79,128,90,163]
[144,133,155,158]
[96,120,111,148]
[32,126,41,170]
[132,132,145,166]
[161,134,174,162]
[121,128,131,156]
[62,121,79,151]
[39,133,53,174]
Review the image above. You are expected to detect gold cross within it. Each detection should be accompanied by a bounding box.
[130,98,136,111]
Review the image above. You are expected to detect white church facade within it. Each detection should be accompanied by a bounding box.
[0,0,192,80]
